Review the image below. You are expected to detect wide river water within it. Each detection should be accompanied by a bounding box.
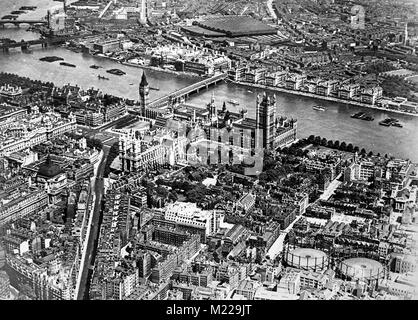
[1,0,418,162]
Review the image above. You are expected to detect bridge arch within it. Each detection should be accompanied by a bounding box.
[0,20,47,28]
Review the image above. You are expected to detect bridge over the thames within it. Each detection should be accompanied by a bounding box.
[148,72,228,109]
[0,35,82,52]
[0,19,47,28]
[128,72,228,119]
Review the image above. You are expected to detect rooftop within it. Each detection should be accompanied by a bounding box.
[197,15,278,37]
[37,155,64,179]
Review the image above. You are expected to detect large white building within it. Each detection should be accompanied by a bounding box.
[0,190,48,228]
[0,112,77,157]
[164,202,224,236]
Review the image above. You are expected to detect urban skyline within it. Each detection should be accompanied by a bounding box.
[0,0,417,303]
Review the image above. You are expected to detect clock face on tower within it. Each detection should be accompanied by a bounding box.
[139,85,149,96]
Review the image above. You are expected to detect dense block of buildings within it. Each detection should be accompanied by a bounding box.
[0,111,77,157]
[0,189,48,227]
[118,128,188,172]
[164,202,224,236]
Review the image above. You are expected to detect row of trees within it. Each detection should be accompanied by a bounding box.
[0,72,54,94]
[306,135,380,157]
[279,139,310,158]
[381,76,418,103]
[364,61,396,75]
[258,152,292,183]
[86,138,103,151]
[155,176,226,205]
[102,94,122,107]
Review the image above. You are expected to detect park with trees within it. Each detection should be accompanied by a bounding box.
[304,135,377,157]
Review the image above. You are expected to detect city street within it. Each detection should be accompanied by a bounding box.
[267,173,341,260]
[320,174,342,201]
[76,145,110,300]
[267,215,303,261]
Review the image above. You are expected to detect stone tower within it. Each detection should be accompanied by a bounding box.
[255,92,276,149]
[139,71,149,116]
[140,0,147,24]
[208,92,217,124]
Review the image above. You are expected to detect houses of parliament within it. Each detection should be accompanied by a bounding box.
[118,72,298,173]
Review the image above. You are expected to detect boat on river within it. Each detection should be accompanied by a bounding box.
[351,112,374,121]
[40,56,64,62]
[379,118,400,127]
[107,68,126,76]
[11,10,26,15]
[60,62,76,68]
[19,6,37,10]
[313,105,326,111]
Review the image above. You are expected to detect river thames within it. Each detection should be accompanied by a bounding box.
[1,1,418,162]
